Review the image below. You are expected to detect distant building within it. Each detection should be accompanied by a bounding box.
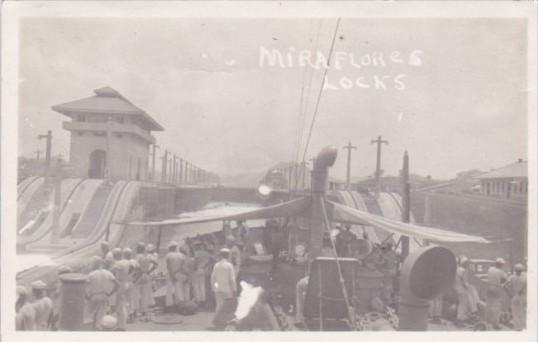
[52,87,164,181]
[477,159,527,200]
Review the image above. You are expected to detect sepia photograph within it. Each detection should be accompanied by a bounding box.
[1,1,537,341]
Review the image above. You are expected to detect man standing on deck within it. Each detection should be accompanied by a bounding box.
[86,256,119,330]
[336,224,356,257]
[111,248,131,330]
[122,248,140,322]
[101,241,115,270]
[504,263,526,330]
[235,220,248,246]
[486,258,507,329]
[165,241,186,311]
[227,235,242,281]
[193,240,210,306]
[211,248,237,330]
[380,241,399,305]
[16,286,36,331]
[180,244,195,303]
[135,243,157,319]
[294,272,309,329]
[30,280,53,330]
[453,256,471,325]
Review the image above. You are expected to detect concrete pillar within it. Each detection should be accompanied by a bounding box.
[58,273,88,331]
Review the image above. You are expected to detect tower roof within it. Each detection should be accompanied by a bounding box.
[52,86,164,131]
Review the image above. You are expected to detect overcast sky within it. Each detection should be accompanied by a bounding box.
[19,18,527,180]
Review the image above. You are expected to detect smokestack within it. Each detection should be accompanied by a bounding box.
[310,146,338,258]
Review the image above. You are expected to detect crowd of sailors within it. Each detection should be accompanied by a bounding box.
[16,220,251,331]
[442,256,527,330]
[16,218,527,331]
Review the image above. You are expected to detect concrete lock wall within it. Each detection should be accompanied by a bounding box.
[210,187,259,203]
[175,187,212,212]
[412,191,527,263]
[210,187,292,204]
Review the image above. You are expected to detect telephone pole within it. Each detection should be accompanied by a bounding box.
[34,150,41,161]
[38,130,52,179]
[370,135,388,192]
[343,141,357,189]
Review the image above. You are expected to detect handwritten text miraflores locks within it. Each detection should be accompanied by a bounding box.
[259,47,424,91]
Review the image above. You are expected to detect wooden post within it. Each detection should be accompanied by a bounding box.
[371,136,388,194]
[38,130,53,179]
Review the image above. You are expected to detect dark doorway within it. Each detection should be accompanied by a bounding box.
[89,149,106,178]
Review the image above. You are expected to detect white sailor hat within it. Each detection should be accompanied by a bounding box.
[101,315,118,329]
[91,255,104,265]
[514,263,524,271]
[122,248,133,255]
[57,265,72,274]
[496,257,506,265]
[219,247,230,254]
[168,241,178,248]
[31,280,47,290]
[17,286,28,298]
[459,256,469,264]
[146,243,155,252]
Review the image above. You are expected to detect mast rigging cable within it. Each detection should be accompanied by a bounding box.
[301,18,342,163]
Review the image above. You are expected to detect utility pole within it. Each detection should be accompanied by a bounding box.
[161,150,168,183]
[34,150,42,161]
[38,130,52,179]
[343,141,357,189]
[371,135,388,192]
[401,151,411,260]
[151,144,159,182]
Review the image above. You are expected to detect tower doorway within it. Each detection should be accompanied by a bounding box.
[88,149,106,179]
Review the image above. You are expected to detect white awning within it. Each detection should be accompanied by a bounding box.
[330,200,489,244]
[126,197,310,227]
